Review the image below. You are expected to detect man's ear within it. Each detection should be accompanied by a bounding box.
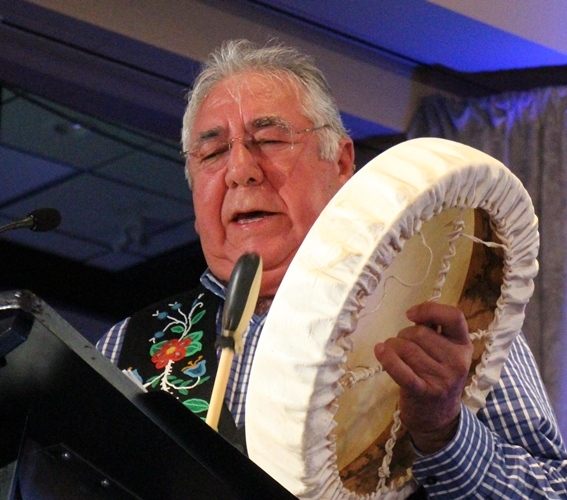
[194,217,200,235]
[336,136,356,185]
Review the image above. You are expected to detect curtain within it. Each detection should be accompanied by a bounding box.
[407,86,567,439]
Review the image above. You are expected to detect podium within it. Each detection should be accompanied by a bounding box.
[0,290,295,499]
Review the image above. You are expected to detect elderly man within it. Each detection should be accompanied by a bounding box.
[98,40,567,498]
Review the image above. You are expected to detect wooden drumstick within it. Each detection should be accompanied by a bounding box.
[205,253,262,430]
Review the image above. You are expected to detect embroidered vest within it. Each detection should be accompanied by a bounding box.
[117,285,247,453]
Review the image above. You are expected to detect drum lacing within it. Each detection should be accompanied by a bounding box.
[429,213,465,303]
[469,329,491,342]
[339,212,505,495]
[339,364,383,388]
[376,407,403,493]
[338,367,404,493]
[367,216,467,493]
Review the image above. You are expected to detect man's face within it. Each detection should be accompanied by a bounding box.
[187,70,354,296]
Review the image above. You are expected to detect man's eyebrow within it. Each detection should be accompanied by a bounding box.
[195,127,223,143]
[250,116,291,129]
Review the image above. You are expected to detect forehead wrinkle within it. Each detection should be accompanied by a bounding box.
[192,72,303,145]
[223,71,299,128]
[225,77,246,124]
[191,78,244,144]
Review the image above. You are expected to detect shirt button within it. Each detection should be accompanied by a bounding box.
[425,476,438,485]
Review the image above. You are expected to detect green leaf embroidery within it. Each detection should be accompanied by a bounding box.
[171,325,185,334]
[186,343,202,357]
[192,310,206,325]
[189,330,203,342]
[183,398,209,413]
[150,340,166,355]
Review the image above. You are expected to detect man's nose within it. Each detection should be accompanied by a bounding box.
[224,139,265,187]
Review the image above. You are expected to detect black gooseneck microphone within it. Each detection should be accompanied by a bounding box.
[0,208,62,235]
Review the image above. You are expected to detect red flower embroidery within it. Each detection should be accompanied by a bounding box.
[152,338,192,369]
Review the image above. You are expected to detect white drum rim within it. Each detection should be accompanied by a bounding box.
[246,137,539,499]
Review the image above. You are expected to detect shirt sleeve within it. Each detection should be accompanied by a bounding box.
[411,334,567,499]
[96,317,130,364]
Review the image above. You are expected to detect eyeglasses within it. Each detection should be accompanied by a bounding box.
[183,124,329,170]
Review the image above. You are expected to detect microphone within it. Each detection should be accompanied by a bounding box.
[0,208,62,235]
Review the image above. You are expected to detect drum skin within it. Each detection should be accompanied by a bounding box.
[246,138,539,499]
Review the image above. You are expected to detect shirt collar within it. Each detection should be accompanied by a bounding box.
[200,268,270,320]
[200,268,226,299]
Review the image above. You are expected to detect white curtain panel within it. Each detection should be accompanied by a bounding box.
[407,86,567,440]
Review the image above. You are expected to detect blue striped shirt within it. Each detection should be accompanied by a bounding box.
[412,334,567,498]
[97,270,567,498]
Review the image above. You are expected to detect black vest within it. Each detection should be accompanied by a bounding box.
[117,285,247,453]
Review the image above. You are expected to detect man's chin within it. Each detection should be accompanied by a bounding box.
[207,252,293,296]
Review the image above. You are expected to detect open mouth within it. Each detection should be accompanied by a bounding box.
[232,211,275,223]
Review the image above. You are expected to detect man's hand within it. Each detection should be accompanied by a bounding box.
[374,302,473,454]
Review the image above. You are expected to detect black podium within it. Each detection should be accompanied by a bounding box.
[0,290,295,499]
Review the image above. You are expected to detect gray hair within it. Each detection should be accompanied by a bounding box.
[182,39,348,183]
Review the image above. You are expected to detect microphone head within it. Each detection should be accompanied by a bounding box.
[28,207,62,232]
